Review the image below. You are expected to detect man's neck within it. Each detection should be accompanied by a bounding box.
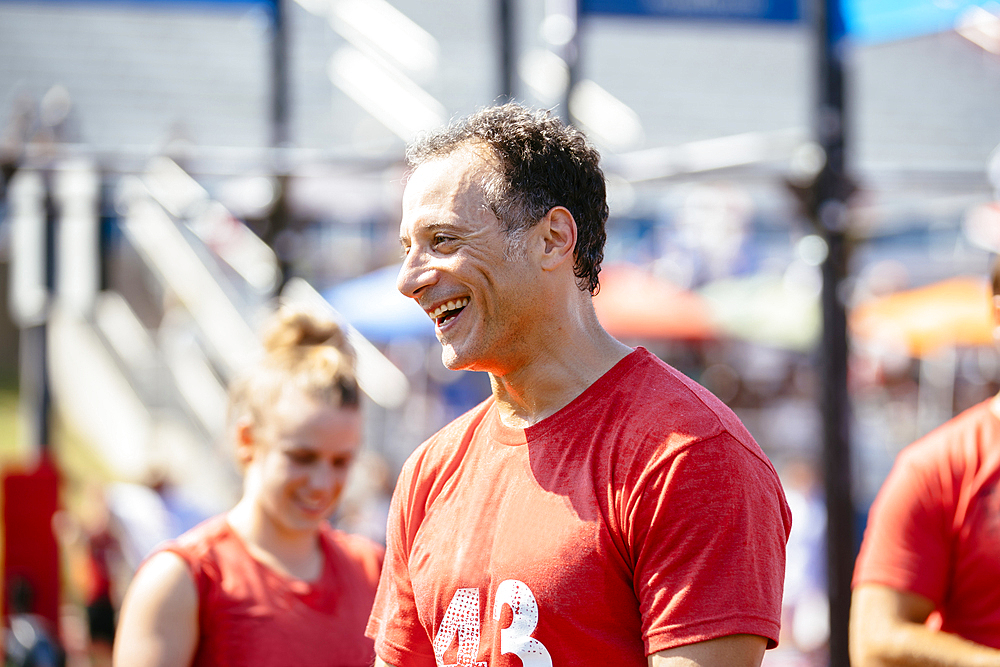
[488,326,632,429]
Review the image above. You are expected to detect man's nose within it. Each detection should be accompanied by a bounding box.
[397,247,437,299]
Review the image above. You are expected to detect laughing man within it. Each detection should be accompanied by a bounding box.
[365,103,791,667]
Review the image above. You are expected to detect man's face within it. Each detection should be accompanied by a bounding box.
[397,147,539,373]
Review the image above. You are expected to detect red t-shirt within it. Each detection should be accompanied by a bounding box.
[154,514,383,666]
[367,348,791,666]
[853,399,1000,648]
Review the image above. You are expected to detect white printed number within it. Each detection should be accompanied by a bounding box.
[433,580,553,667]
[434,588,486,667]
[493,580,553,667]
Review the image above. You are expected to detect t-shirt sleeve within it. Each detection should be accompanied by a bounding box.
[365,463,437,667]
[852,447,951,605]
[631,434,791,654]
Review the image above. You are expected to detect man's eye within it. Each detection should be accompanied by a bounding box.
[433,235,453,246]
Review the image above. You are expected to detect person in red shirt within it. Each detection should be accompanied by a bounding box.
[365,103,791,667]
[113,307,383,667]
[850,260,1000,665]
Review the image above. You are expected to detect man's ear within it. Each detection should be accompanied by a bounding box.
[234,416,256,467]
[538,206,577,271]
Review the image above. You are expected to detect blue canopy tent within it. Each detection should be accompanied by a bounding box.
[322,264,434,342]
[321,263,491,428]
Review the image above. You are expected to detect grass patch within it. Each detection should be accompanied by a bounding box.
[0,378,26,467]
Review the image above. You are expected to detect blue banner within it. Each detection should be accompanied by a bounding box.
[581,0,800,23]
[841,0,990,41]
[582,0,998,41]
[0,0,276,7]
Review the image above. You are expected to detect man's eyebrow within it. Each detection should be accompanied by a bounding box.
[400,222,458,246]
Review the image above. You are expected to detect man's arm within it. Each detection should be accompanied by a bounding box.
[850,583,1000,667]
[648,634,767,667]
[113,551,199,667]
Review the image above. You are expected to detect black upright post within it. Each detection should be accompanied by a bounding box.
[270,0,289,149]
[3,166,60,633]
[499,0,516,102]
[564,0,581,125]
[269,0,292,290]
[812,0,854,661]
[29,169,56,455]
[820,218,852,667]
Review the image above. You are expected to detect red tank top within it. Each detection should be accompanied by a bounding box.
[158,514,383,667]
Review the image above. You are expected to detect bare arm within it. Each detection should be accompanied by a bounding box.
[850,584,1000,667]
[373,660,397,667]
[648,634,767,667]
[113,551,199,667]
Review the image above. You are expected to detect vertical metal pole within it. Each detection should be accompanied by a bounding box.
[18,325,50,456]
[3,167,60,633]
[820,214,852,667]
[499,0,516,102]
[813,0,854,660]
[38,169,54,454]
[270,0,289,149]
[544,0,579,123]
[8,168,53,454]
[269,0,292,290]
[565,0,580,125]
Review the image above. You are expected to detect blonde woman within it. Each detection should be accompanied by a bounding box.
[114,308,383,667]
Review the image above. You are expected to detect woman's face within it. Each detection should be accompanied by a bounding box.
[243,387,363,536]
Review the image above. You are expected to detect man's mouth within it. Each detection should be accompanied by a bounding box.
[429,298,470,326]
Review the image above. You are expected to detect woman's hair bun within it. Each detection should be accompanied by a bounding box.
[262,307,353,363]
[227,306,361,433]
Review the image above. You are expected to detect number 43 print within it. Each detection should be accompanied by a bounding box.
[432,579,554,667]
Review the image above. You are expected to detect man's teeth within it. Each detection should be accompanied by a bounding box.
[430,298,470,320]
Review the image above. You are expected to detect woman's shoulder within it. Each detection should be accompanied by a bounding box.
[160,513,231,559]
[145,513,233,587]
[121,548,200,622]
[114,548,200,667]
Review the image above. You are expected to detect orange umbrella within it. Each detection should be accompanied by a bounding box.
[593,264,716,341]
[850,276,995,358]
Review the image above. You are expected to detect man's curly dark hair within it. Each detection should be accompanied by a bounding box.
[405,103,608,295]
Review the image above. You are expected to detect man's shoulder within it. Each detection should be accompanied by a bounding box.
[436,396,496,439]
[611,348,729,412]
[398,397,495,476]
[609,348,759,450]
[899,398,998,469]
